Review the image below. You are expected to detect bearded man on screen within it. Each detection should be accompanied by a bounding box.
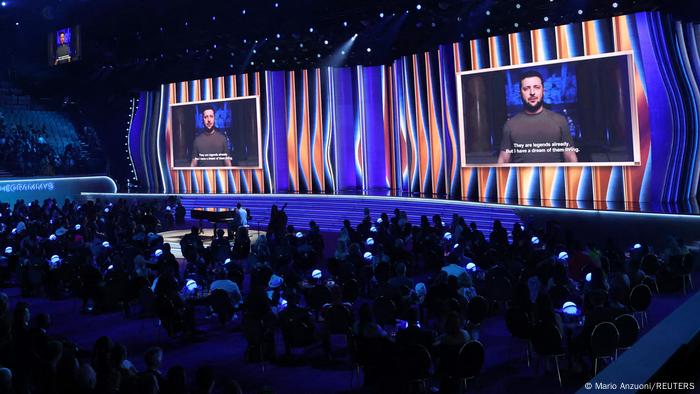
[190,105,232,167]
[497,70,578,164]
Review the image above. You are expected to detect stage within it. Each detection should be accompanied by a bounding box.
[83,192,700,247]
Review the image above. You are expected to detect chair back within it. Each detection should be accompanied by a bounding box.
[629,284,652,312]
[505,308,531,340]
[548,285,572,309]
[590,321,619,358]
[614,314,639,349]
[342,278,360,303]
[287,318,316,347]
[467,296,489,325]
[307,284,332,311]
[486,275,511,303]
[641,254,660,275]
[530,323,563,356]
[457,340,485,379]
[436,343,462,377]
[373,296,397,327]
[398,344,432,381]
[324,304,354,334]
[681,254,694,275]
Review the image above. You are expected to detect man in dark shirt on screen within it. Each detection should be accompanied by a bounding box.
[498,70,578,164]
[190,105,232,167]
[54,32,71,65]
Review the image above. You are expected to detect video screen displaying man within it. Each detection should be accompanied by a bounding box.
[169,96,262,169]
[458,52,639,167]
[190,104,231,167]
[54,30,72,65]
[498,70,578,164]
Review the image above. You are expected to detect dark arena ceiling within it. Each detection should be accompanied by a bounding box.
[0,0,695,93]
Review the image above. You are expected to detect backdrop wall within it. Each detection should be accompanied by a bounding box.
[130,12,700,209]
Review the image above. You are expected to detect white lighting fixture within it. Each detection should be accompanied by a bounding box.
[416,4,422,10]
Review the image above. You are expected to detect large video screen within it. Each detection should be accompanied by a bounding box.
[458,52,640,167]
[48,26,81,66]
[169,96,262,169]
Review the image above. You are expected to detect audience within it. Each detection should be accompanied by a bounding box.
[0,195,694,393]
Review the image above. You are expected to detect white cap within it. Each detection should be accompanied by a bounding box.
[311,269,322,279]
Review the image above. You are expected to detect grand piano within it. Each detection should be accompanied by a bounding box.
[190,208,237,224]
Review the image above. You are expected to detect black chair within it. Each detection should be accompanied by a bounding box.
[466,295,489,340]
[351,336,394,388]
[486,275,511,312]
[306,284,332,314]
[398,344,432,393]
[342,278,360,303]
[681,254,694,295]
[323,303,354,357]
[242,317,271,372]
[530,323,565,387]
[373,296,397,328]
[640,254,660,294]
[282,317,317,358]
[505,308,532,366]
[548,285,573,310]
[456,340,485,391]
[629,284,652,328]
[590,322,619,375]
[208,289,235,325]
[613,314,639,358]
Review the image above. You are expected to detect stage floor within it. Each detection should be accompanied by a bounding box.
[86,192,700,247]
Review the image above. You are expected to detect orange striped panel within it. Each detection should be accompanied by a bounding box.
[287,72,299,191]
[412,55,429,193]
[300,70,312,192]
[540,167,558,206]
[313,68,324,191]
[555,25,571,59]
[564,167,582,207]
[182,171,191,193]
[517,167,535,205]
[425,53,443,194]
[477,168,490,200]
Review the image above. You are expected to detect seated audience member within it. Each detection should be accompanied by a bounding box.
[193,365,216,394]
[434,311,471,346]
[353,303,388,339]
[140,347,166,390]
[388,262,413,289]
[164,365,187,394]
[395,308,434,350]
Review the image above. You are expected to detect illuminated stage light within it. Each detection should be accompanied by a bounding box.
[366,47,371,52]
[1,2,6,7]
[578,9,583,14]
[341,50,345,55]
[324,40,328,45]
[272,59,276,63]
[343,21,348,27]
[274,2,278,7]
[486,10,490,15]
[253,49,257,53]
[299,43,304,47]
[276,33,281,38]
[275,46,279,51]
[514,22,519,27]
[309,27,314,33]
[516,3,521,9]
[241,9,246,15]
[416,4,422,10]
[212,16,216,21]
[544,16,549,21]
[486,28,491,33]
[612,2,618,8]
[317,53,321,58]
[586,272,592,282]
[380,12,384,18]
